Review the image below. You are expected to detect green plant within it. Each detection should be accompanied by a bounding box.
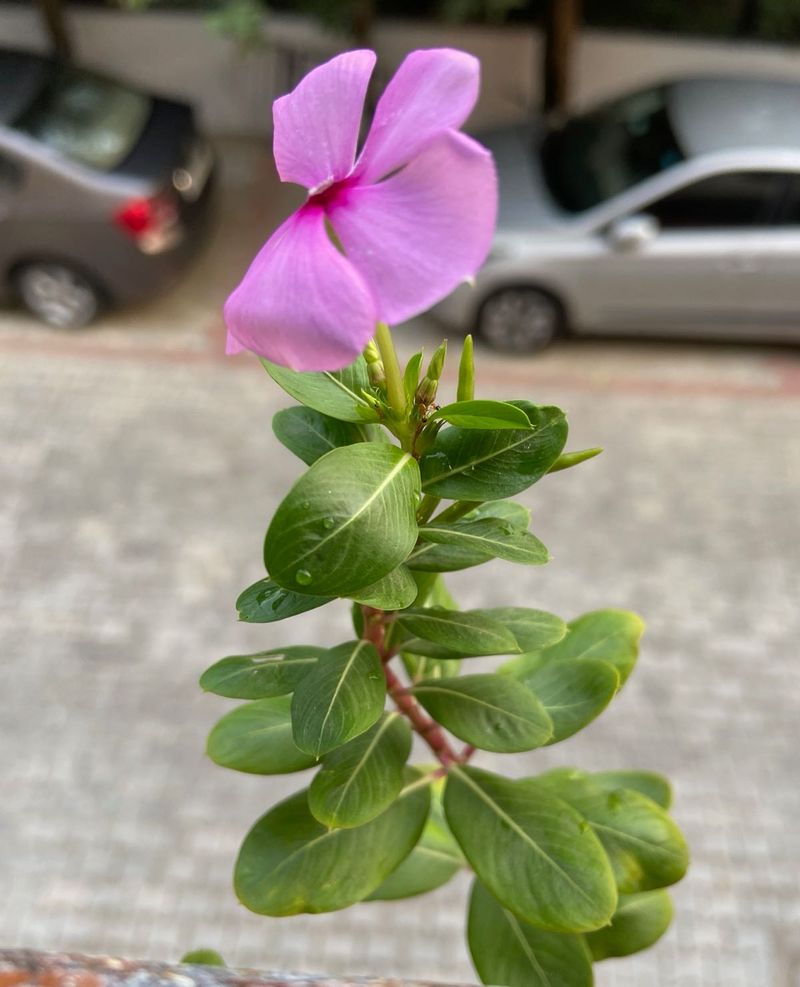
[200,331,689,984]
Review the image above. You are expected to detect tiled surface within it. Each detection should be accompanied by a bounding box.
[1,141,799,987]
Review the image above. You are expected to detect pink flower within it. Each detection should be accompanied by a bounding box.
[224,48,497,371]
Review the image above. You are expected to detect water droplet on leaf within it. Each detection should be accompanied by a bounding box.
[322,517,335,530]
[296,569,312,586]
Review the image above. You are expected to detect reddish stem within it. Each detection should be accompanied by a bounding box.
[362,606,462,768]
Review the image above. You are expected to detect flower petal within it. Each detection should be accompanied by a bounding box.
[224,205,377,371]
[355,48,479,184]
[329,131,497,324]
[273,49,376,191]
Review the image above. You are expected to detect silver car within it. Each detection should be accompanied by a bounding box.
[0,49,215,328]
[438,77,800,350]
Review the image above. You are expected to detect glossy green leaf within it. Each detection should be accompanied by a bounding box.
[291,640,386,758]
[397,608,520,657]
[308,713,412,828]
[464,499,531,527]
[262,355,379,423]
[592,771,673,810]
[519,658,620,743]
[533,773,689,894]
[235,578,332,623]
[272,406,376,465]
[432,400,533,430]
[468,607,566,652]
[444,766,617,933]
[406,501,532,573]
[200,646,324,699]
[586,890,673,960]
[367,787,463,900]
[548,447,603,473]
[419,404,567,499]
[349,565,418,610]
[235,771,429,915]
[414,674,553,753]
[418,517,549,566]
[206,697,315,775]
[501,609,644,686]
[468,879,593,987]
[265,444,420,596]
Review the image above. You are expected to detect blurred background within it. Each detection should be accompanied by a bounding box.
[1,2,800,985]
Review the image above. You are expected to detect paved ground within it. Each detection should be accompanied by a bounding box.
[2,141,799,987]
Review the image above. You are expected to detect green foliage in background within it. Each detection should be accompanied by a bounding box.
[200,331,689,984]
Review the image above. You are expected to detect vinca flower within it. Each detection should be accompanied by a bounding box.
[224,47,497,371]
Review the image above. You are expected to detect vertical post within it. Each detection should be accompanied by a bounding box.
[37,0,72,60]
[543,0,582,114]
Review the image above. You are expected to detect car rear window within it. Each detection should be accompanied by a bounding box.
[14,66,151,171]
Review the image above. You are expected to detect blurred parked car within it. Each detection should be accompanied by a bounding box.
[0,48,215,328]
[438,77,800,351]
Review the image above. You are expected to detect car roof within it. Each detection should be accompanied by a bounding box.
[0,48,52,127]
[668,77,800,157]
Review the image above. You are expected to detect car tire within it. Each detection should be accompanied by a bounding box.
[14,262,102,329]
[477,286,564,353]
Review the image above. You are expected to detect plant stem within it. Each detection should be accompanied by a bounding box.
[434,500,481,524]
[374,322,406,419]
[361,605,460,768]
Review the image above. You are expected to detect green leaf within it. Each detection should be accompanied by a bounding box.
[236,578,332,623]
[180,950,225,967]
[444,766,617,933]
[418,517,549,566]
[469,607,566,652]
[262,355,379,423]
[349,565,418,610]
[501,609,644,686]
[464,499,531,527]
[586,890,673,960]
[518,658,620,743]
[432,400,533,430]
[406,501,532,573]
[291,640,386,758]
[414,674,552,753]
[397,608,520,657]
[419,404,567,499]
[533,773,689,894]
[592,771,673,810]
[206,697,316,774]
[548,447,603,473]
[272,406,375,465]
[468,879,593,987]
[367,787,463,900]
[235,770,429,915]
[308,713,412,828]
[199,646,324,699]
[265,443,420,596]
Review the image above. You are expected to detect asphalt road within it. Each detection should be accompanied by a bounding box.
[1,140,799,987]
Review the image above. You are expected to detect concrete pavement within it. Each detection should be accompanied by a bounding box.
[1,141,799,987]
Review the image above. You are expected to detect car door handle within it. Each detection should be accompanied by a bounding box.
[717,257,759,274]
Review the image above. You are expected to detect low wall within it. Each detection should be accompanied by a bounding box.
[3,4,800,134]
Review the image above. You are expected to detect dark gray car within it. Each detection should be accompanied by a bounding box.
[0,49,216,327]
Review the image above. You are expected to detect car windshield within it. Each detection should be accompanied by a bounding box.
[540,86,684,212]
[14,66,151,171]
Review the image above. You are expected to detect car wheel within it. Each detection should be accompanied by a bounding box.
[14,262,101,329]
[477,287,563,353]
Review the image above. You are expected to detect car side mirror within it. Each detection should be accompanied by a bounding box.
[607,214,660,251]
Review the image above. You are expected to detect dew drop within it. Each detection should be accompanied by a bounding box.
[322,517,335,530]
[296,569,313,586]
[579,820,590,833]
[301,500,311,510]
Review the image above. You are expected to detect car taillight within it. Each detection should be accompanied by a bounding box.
[113,194,183,254]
